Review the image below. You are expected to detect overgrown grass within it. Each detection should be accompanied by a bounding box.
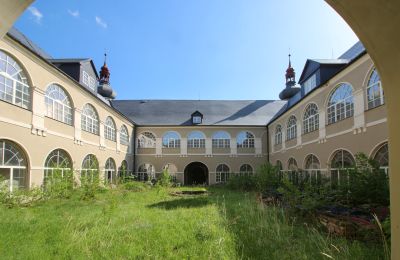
[0,186,384,259]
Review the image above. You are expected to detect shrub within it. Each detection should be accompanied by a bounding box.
[254,163,282,192]
[80,170,101,200]
[157,169,172,187]
[226,174,256,191]
[122,181,150,192]
[43,169,74,199]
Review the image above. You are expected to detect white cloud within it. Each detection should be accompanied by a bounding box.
[28,6,43,23]
[68,9,80,18]
[95,16,107,29]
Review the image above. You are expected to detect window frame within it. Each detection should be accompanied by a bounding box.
[137,132,156,148]
[286,116,297,141]
[303,103,319,134]
[236,131,255,148]
[81,104,99,135]
[216,164,230,183]
[187,131,206,149]
[366,68,384,110]
[274,125,282,145]
[327,83,354,125]
[120,125,130,146]
[212,131,230,148]
[104,116,116,142]
[45,84,73,125]
[162,131,181,148]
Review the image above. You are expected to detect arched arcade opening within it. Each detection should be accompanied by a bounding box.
[184,162,208,185]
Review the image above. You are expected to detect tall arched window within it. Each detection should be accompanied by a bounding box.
[237,131,255,148]
[138,132,156,148]
[275,125,282,145]
[105,158,116,184]
[104,117,116,141]
[81,104,99,135]
[119,160,128,177]
[137,163,155,181]
[44,149,72,180]
[303,104,319,134]
[188,131,206,148]
[0,50,30,109]
[212,131,230,148]
[45,84,73,125]
[330,150,355,169]
[239,164,253,176]
[0,140,28,192]
[120,125,130,146]
[367,68,384,109]
[162,131,180,148]
[373,143,389,168]
[288,158,298,171]
[276,160,283,171]
[81,154,99,178]
[286,116,297,140]
[327,83,354,124]
[216,164,230,183]
[305,154,320,170]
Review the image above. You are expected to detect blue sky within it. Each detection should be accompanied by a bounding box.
[14,0,358,100]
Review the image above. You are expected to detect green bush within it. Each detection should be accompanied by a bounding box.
[122,181,150,192]
[44,169,74,199]
[157,169,172,187]
[226,174,257,191]
[80,170,101,200]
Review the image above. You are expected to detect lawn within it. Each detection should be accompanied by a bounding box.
[0,185,385,259]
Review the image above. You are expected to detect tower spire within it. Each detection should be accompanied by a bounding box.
[99,52,110,84]
[279,53,300,100]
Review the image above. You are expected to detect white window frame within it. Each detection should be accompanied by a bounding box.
[192,116,202,124]
[216,164,230,183]
[237,131,255,148]
[0,51,30,109]
[303,74,316,94]
[81,104,99,135]
[120,126,130,146]
[366,68,384,110]
[239,164,253,176]
[104,117,116,142]
[187,131,206,148]
[162,132,181,148]
[303,104,319,134]
[327,83,354,125]
[286,116,297,141]
[45,84,73,125]
[138,132,156,148]
[275,125,282,145]
[212,131,230,148]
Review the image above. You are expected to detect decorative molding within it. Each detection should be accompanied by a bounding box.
[31,126,46,136]
[0,115,31,129]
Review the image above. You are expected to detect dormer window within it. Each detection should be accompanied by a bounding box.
[191,111,203,125]
[303,74,316,94]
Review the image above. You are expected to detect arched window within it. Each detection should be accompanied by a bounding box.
[188,131,205,148]
[305,154,320,170]
[367,68,384,109]
[138,132,156,148]
[275,125,282,145]
[104,117,116,141]
[237,131,255,148]
[212,131,230,148]
[163,163,178,182]
[120,125,130,146]
[330,150,355,169]
[327,83,354,124]
[81,104,99,135]
[105,158,116,184]
[239,164,253,176]
[0,50,30,109]
[276,160,283,171]
[373,143,389,168]
[81,154,99,178]
[137,163,155,181]
[288,158,298,171]
[303,104,319,134]
[216,164,230,183]
[44,149,72,180]
[286,116,297,140]
[162,131,180,148]
[45,84,73,125]
[119,160,128,177]
[0,140,28,192]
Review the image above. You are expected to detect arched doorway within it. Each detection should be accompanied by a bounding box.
[184,162,208,185]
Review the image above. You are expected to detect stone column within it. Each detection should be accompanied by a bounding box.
[74,107,83,145]
[296,124,302,146]
[181,137,187,155]
[116,130,121,152]
[156,137,162,155]
[99,121,105,148]
[205,137,212,155]
[230,137,237,155]
[319,110,326,143]
[255,137,262,155]
[353,89,366,133]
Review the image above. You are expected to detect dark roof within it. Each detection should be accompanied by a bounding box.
[48,58,90,63]
[7,27,53,59]
[111,100,286,126]
[269,41,367,125]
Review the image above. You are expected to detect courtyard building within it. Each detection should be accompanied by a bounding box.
[0,28,388,190]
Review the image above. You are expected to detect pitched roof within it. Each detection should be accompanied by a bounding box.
[111,100,286,126]
[7,27,53,59]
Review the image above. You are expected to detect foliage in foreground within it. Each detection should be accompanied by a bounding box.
[0,186,385,259]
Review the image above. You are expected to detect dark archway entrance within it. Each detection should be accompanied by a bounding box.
[184,162,208,185]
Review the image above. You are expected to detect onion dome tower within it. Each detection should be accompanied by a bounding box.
[279,54,300,100]
[98,53,117,99]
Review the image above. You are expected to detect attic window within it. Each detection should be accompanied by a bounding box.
[303,74,316,94]
[193,116,202,124]
[191,111,203,124]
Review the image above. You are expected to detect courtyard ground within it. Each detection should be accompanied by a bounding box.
[0,186,385,259]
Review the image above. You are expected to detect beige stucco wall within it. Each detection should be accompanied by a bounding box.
[0,35,134,187]
[135,126,268,184]
[269,54,388,171]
